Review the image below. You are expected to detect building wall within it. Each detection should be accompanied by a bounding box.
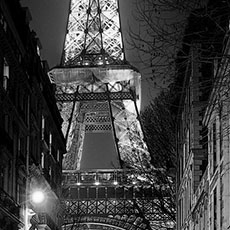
[177,43,209,230]
[176,1,230,230]
[0,0,65,229]
[203,35,230,230]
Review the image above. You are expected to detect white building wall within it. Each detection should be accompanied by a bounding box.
[205,61,230,230]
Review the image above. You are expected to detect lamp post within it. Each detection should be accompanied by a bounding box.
[24,163,48,230]
[25,165,62,230]
[24,188,47,230]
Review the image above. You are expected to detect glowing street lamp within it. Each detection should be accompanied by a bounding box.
[31,190,45,204]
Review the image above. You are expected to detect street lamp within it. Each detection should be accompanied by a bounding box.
[113,180,118,185]
[31,190,45,204]
[23,189,46,230]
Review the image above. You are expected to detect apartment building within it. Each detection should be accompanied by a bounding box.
[176,1,230,229]
[0,0,65,229]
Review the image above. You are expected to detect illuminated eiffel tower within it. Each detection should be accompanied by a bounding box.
[48,0,169,229]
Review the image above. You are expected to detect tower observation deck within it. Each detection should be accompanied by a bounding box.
[48,0,171,229]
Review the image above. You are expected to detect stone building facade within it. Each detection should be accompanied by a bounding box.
[176,1,230,229]
[0,0,65,229]
[202,32,230,230]
[176,42,210,230]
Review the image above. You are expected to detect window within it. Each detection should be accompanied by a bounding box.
[41,152,45,168]
[19,136,27,164]
[213,188,217,230]
[37,45,40,56]
[212,121,217,172]
[0,13,7,32]
[0,166,4,188]
[49,133,52,147]
[3,58,9,90]
[4,114,10,133]
[219,116,223,159]
[41,115,45,139]
[57,150,60,162]
[220,164,224,229]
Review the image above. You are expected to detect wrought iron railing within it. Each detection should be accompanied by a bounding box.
[62,169,146,187]
[0,187,20,219]
[61,169,165,188]
[30,213,58,230]
[0,126,13,153]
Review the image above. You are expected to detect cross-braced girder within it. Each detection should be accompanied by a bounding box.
[61,169,173,229]
[62,0,124,66]
[62,197,170,229]
[59,95,149,170]
[49,65,148,171]
[62,216,148,230]
[47,0,173,229]
[55,79,134,102]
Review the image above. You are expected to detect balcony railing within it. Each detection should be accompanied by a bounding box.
[0,126,13,153]
[62,169,157,187]
[30,213,58,230]
[0,187,20,220]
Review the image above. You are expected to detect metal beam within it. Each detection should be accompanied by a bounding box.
[56,91,134,102]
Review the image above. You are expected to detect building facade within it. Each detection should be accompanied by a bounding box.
[176,1,230,230]
[202,30,230,230]
[0,0,65,229]
[176,42,210,230]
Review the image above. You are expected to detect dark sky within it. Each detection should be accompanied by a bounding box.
[21,0,136,67]
[21,0,154,108]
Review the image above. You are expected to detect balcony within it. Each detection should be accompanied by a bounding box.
[0,187,21,225]
[30,213,58,230]
[0,126,13,153]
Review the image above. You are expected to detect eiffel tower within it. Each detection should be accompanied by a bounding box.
[48,1,169,229]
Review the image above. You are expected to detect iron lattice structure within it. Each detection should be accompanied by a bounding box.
[61,0,124,66]
[48,0,172,229]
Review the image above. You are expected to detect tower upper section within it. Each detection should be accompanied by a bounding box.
[61,0,125,66]
[48,0,148,171]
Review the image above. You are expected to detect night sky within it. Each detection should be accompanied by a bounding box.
[21,0,135,66]
[21,0,154,108]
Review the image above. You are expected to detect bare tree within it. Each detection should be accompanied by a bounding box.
[127,0,198,85]
[127,0,230,88]
[141,90,177,170]
[126,1,230,228]
[129,89,178,227]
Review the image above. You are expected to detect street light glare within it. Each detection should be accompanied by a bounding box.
[31,190,45,204]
